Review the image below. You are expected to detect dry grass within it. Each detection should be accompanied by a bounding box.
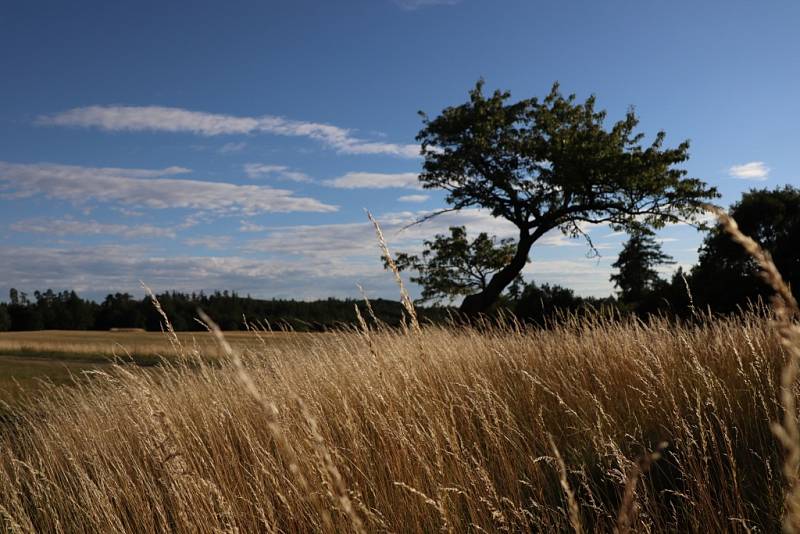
[0,330,315,362]
[0,330,318,405]
[0,313,793,532]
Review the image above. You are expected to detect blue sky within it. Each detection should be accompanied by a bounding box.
[1,0,798,301]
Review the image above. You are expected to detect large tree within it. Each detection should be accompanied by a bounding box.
[610,229,674,305]
[416,80,718,314]
[691,186,800,313]
[391,226,522,305]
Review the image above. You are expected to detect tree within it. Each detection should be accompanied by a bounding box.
[514,282,584,326]
[0,303,9,332]
[415,80,717,314]
[690,186,800,313]
[391,226,522,304]
[610,229,674,305]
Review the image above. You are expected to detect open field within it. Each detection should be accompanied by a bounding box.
[0,314,796,532]
[0,330,318,404]
[0,329,315,361]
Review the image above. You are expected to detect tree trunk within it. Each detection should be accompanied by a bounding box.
[459,230,537,316]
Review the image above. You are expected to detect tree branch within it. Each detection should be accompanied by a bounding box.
[399,207,462,231]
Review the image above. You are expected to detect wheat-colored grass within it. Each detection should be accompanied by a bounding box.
[0,312,792,532]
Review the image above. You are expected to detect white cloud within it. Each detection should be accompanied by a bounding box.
[603,230,626,238]
[184,236,232,250]
[0,210,616,300]
[112,207,145,217]
[324,172,421,189]
[0,245,400,301]
[0,161,337,214]
[243,208,594,261]
[522,259,615,295]
[39,106,420,158]
[244,163,312,183]
[11,217,176,239]
[239,220,268,233]
[537,233,584,247]
[219,141,247,153]
[729,161,769,180]
[398,194,429,203]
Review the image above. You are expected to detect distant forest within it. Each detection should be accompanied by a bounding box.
[2,187,798,333]
[0,289,451,332]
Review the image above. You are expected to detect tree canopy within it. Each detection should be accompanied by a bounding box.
[691,186,800,313]
[610,229,674,305]
[416,80,718,314]
[391,226,522,304]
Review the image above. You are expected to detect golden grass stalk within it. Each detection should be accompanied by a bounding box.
[709,204,800,533]
[549,435,583,533]
[366,209,420,333]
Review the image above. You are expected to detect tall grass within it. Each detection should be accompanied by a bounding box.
[0,312,792,532]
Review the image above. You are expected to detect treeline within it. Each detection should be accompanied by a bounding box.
[511,187,800,324]
[0,289,448,332]
[507,272,688,327]
[2,186,797,332]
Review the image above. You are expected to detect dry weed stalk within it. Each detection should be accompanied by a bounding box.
[549,436,583,534]
[614,442,666,533]
[710,205,800,533]
[141,281,183,354]
[366,210,420,333]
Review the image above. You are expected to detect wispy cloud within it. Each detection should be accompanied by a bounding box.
[0,210,615,299]
[398,194,429,203]
[729,161,769,180]
[243,208,594,260]
[219,141,247,153]
[243,163,312,182]
[238,220,268,233]
[324,172,421,189]
[184,236,232,250]
[0,245,399,300]
[39,106,420,158]
[11,217,176,239]
[0,161,337,214]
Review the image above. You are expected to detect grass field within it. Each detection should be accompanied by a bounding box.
[0,314,795,532]
[0,330,317,404]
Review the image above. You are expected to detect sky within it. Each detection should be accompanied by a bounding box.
[1,0,799,302]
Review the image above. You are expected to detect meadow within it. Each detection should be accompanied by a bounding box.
[0,330,314,404]
[0,310,794,532]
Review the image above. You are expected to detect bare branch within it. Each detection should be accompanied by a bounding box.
[399,207,462,232]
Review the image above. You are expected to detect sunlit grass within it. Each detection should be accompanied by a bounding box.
[0,315,792,532]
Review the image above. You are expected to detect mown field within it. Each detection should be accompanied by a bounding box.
[0,330,317,403]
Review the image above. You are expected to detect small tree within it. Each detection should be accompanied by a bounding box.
[514,281,584,326]
[390,226,523,305]
[610,229,674,305]
[416,80,717,314]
